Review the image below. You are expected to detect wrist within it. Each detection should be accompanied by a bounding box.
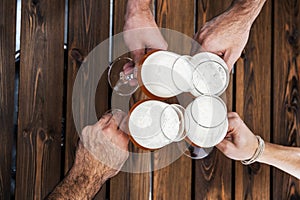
[257,142,273,164]
[73,143,118,182]
[241,135,265,165]
[47,144,116,200]
[69,144,118,198]
[230,0,266,26]
[126,0,152,18]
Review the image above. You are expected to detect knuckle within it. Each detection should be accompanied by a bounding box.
[232,117,240,125]
[221,144,231,155]
[232,112,240,118]
[82,125,91,135]
[102,126,115,135]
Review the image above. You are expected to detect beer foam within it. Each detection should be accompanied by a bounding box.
[141,51,182,98]
[191,52,229,96]
[185,95,228,147]
[129,100,180,149]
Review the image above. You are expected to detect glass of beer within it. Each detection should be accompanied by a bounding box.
[108,51,229,98]
[184,95,228,148]
[127,100,187,150]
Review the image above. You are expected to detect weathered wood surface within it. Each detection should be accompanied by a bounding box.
[110,2,151,200]
[235,0,272,199]
[2,0,300,199]
[0,0,16,199]
[15,0,65,199]
[152,1,194,200]
[273,0,300,199]
[66,0,110,199]
[194,1,233,199]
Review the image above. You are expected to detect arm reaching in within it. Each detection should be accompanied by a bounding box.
[47,112,129,199]
[123,0,167,63]
[217,112,300,179]
[192,0,267,71]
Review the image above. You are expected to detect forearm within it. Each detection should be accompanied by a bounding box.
[230,0,267,27]
[126,0,152,17]
[258,142,300,179]
[47,144,118,200]
[46,166,106,200]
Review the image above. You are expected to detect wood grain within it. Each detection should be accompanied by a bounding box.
[0,0,16,199]
[15,0,65,199]
[235,0,272,199]
[194,1,233,199]
[273,0,300,198]
[156,0,195,55]
[152,1,194,199]
[110,1,151,200]
[110,91,151,200]
[66,0,110,199]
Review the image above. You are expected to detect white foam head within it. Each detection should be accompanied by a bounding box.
[185,95,228,147]
[191,52,229,96]
[128,100,182,149]
[141,51,182,98]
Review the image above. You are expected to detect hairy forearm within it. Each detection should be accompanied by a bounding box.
[46,144,117,200]
[126,0,152,16]
[46,166,105,200]
[258,142,300,179]
[230,0,267,27]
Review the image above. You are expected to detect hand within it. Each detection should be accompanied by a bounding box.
[47,111,129,200]
[80,110,129,179]
[123,1,167,63]
[216,112,258,161]
[191,5,252,71]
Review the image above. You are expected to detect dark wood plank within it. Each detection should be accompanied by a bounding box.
[15,0,65,199]
[66,0,110,199]
[194,1,233,199]
[0,0,16,199]
[109,1,151,200]
[109,1,130,199]
[273,0,300,198]
[156,0,195,55]
[110,91,152,200]
[235,1,271,199]
[152,1,194,199]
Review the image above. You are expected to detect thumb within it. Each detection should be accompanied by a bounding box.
[190,38,202,56]
[223,50,238,72]
[216,138,235,154]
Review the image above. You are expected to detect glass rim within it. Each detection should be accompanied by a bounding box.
[107,56,138,96]
[189,94,228,128]
[160,104,187,142]
[128,100,168,140]
[171,55,194,92]
[192,60,229,96]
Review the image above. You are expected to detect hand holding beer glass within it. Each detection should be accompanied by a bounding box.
[107,49,230,159]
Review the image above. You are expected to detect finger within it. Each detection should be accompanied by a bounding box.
[227,112,239,119]
[131,49,145,64]
[227,115,243,133]
[123,61,135,74]
[118,131,130,149]
[129,79,138,87]
[144,29,168,50]
[99,113,113,126]
[190,41,201,55]
[146,39,168,51]
[216,138,234,153]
